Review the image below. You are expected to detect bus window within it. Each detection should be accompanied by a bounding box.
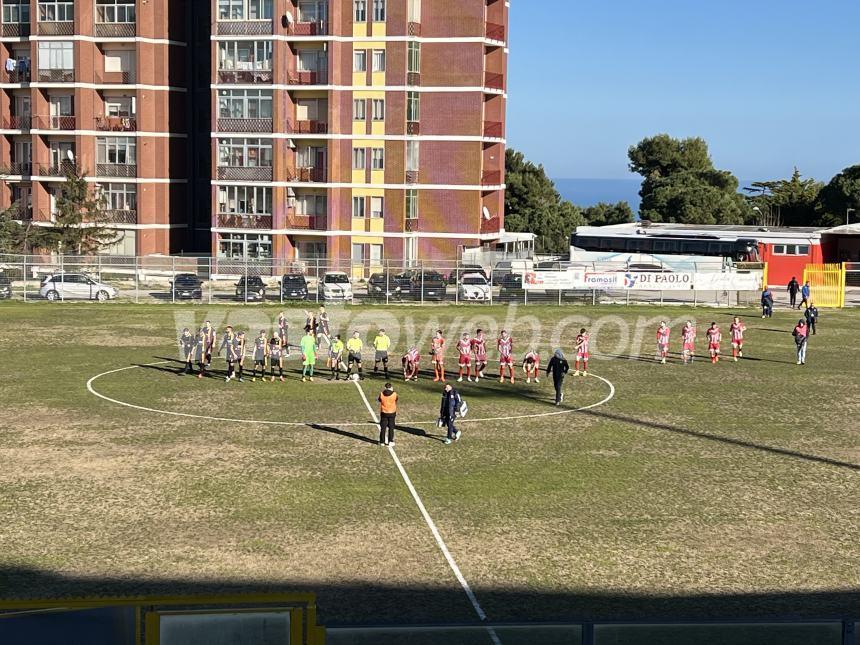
[797,245,810,255]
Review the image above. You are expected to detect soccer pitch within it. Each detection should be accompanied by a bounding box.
[1,302,858,631]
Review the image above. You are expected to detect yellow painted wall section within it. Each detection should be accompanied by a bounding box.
[370,170,385,184]
[371,23,386,37]
[353,71,367,87]
[370,121,385,136]
[353,23,367,38]
[371,71,386,86]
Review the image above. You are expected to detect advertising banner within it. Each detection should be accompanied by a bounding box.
[522,270,585,290]
[580,271,764,291]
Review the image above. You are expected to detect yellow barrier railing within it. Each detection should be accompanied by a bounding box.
[803,263,846,308]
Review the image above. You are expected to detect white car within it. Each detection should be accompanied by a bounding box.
[318,272,353,302]
[39,273,118,302]
[458,273,491,301]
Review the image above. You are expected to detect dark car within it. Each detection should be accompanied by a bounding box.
[406,269,447,301]
[169,273,203,300]
[235,275,267,301]
[367,272,396,299]
[280,273,309,300]
[448,264,489,285]
[497,272,525,301]
[0,274,11,299]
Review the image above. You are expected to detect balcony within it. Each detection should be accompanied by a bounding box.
[481,170,502,186]
[37,68,75,83]
[288,70,326,85]
[217,117,274,133]
[218,69,273,84]
[405,218,421,233]
[285,214,326,230]
[3,69,30,83]
[37,21,74,36]
[483,121,503,138]
[0,162,32,175]
[286,167,326,183]
[216,213,273,229]
[95,70,136,85]
[36,161,78,177]
[35,115,78,130]
[216,20,273,36]
[96,163,137,178]
[485,22,505,42]
[287,119,328,134]
[1,22,30,37]
[480,216,502,235]
[405,170,419,185]
[288,21,327,35]
[407,72,420,86]
[216,166,273,182]
[100,209,137,224]
[10,204,33,221]
[3,116,32,130]
[407,121,420,135]
[408,22,421,36]
[94,116,137,131]
[95,22,136,38]
[484,72,504,91]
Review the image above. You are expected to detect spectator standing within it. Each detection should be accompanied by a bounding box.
[377,383,398,447]
[440,383,462,445]
[800,281,811,310]
[545,349,570,406]
[761,287,774,318]
[787,276,800,309]
[804,302,819,335]
[792,319,808,365]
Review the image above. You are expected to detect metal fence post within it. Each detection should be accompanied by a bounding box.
[420,263,424,305]
[22,255,26,302]
[660,289,664,306]
[208,257,213,305]
[244,260,248,304]
[59,254,64,301]
[385,268,390,305]
[171,256,176,304]
[135,256,139,303]
[455,263,459,305]
[592,289,595,306]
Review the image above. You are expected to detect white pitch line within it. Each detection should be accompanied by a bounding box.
[351,380,502,645]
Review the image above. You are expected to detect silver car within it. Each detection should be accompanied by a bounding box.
[39,273,118,301]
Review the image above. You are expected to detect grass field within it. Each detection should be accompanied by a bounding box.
[0,301,858,636]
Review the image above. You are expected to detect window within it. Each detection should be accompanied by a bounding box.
[218,41,273,70]
[352,147,366,170]
[218,185,272,215]
[38,1,73,21]
[295,193,326,216]
[218,233,272,260]
[772,244,810,256]
[99,183,137,211]
[372,50,386,72]
[352,196,365,218]
[3,2,30,23]
[218,0,273,20]
[218,89,273,119]
[406,91,420,122]
[406,141,419,172]
[353,99,366,121]
[371,148,384,170]
[405,237,418,265]
[105,96,133,117]
[298,1,326,23]
[371,99,385,121]
[353,50,367,72]
[405,189,418,220]
[370,196,383,219]
[296,145,323,168]
[97,137,136,165]
[217,138,273,167]
[353,0,366,22]
[370,244,383,263]
[352,243,365,262]
[407,0,421,22]
[797,245,810,255]
[96,0,136,23]
[407,42,421,73]
[104,49,134,73]
[372,0,385,21]
[295,98,326,122]
[297,49,327,73]
[37,42,73,70]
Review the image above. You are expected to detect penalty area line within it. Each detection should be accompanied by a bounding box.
[351,380,502,645]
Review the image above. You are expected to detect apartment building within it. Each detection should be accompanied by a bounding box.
[211,0,508,267]
[0,0,189,255]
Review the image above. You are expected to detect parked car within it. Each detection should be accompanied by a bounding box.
[39,273,118,302]
[367,272,401,300]
[169,273,203,300]
[448,264,489,285]
[0,273,11,299]
[280,273,309,300]
[405,269,447,301]
[318,272,353,302]
[235,275,267,302]
[458,273,491,301]
[497,272,525,302]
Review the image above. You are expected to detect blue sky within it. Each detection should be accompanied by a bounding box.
[507,0,860,183]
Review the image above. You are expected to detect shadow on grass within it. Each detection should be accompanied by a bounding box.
[308,423,377,446]
[396,424,448,443]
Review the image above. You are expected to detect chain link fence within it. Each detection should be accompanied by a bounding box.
[0,254,767,309]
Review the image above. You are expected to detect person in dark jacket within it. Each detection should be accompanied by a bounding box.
[761,287,774,318]
[545,349,570,406]
[440,383,461,445]
[804,302,819,335]
[787,277,800,309]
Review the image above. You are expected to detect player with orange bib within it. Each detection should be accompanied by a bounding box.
[681,320,696,364]
[574,328,590,376]
[706,322,722,364]
[498,330,514,383]
[457,332,473,382]
[430,330,446,382]
[656,321,671,364]
[729,316,746,361]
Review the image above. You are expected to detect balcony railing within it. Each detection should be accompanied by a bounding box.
[484,72,504,91]
[95,70,136,84]
[288,70,326,85]
[217,69,273,84]
[405,218,421,233]
[37,161,78,177]
[216,20,273,36]
[216,166,273,182]
[407,72,421,86]
[483,121,503,138]
[10,205,33,221]
[216,213,273,229]
[288,21,327,35]
[94,116,137,131]
[405,170,419,184]
[480,216,502,234]
[285,214,326,230]
[1,22,30,37]
[0,162,32,175]
[96,163,137,178]
[287,119,328,134]
[217,117,274,133]
[37,21,74,36]
[485,22,506,42]
[3,116,32,130]
[35,115,78,130]
[100,209,137,224]
[3,69,30,83]
[95,22,136,38]
[408,22,421,36]
[37,68,75,83]
[407,121,420,135]
[481,170,502,186]
[286,167,326,183]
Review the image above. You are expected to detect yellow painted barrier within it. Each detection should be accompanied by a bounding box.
[803,263,846,308]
